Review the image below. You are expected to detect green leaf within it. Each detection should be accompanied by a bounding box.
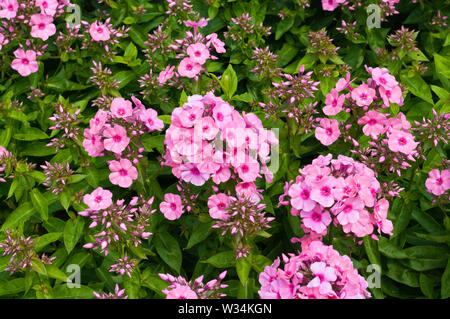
[414,231,450,243]
[419,273,439,298]
[203,251,235,268]
[14,127,49,141]
[236,256,251,286]
[434,53,450,78]
[386,260,420,288]
[363,236,381,266]
[142,135,165,153]
[186,221,214,249]
[251,255,272,273]
[30,188,48,221]
[46,264,69,282]
[64,217,85,254]
[220,64,238,100]
[35,232,62,252]
[275,16,295,40]
[378,237,407,259]
[59,189,71,212]
[411,209,443,233]
[400,73,433,104]
[0,278,25,296]
[442,257,450,298]
[154,231,182,273]
[53,284,94,299]
[1,202,35,231]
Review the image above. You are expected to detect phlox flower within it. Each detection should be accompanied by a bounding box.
[288,183,316,211]
[89,109,109,134]
[139,108,164,132]
[236,158,260,182]
[310,177,337,207]
[103,125,130,154]
[206,33,226,53]
[0,0,18,20]
[323,89,345,116]
[307,262,337,294]
[315,118,340,146]
[351,83,376,107]
[82,129,104,157]
[357,110,386,139]
[371,67,398,89]
[110,98,133,118]
[108,159,138,188]
[301,206,332,234]
[178,58,202,78]
[11,49,39,77]
[335,198,364,226]
[425,169,450,196]
[373,198,393,235]
[379,85,403,106]
[180,163,209,186]
[164,285,198,299]
[208,193,231,220]
[160,193,183,220]
[321,0,345,11]
[36,0,58,16]
[83,187,113,211]
[29,14,56,41]
[158,65,175,84]
[89,21,111,41]
[387,129,418,155]
[187,43,210,65]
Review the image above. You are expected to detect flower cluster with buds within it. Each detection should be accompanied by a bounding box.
[47,102,82,151]
[412,109,450,147]
[40,161,73,194]
[162,93,278,187]
[259,239,371,299]
[224,13,271,50]
[159,271,228,299]
[279,154,393,238]
[94,284,128,299]
[82,96,164,188]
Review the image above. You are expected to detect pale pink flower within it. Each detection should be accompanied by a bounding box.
[288,183,316,212]
[371,67,398,89]
[315,118,340,146]
[11,49,39,77]
[351,83,376,107]
[379,85,403,106]
[103,125,130,154]
[357,111,386,139]
[184,18,209,29]
[89,109,109,134]
[158,65,175,84]
[108,159,138,188]
[0,0,18,20]
[307,261,337,294]
[139,108,164,131]
[206,33,226,53]
[36,0,58,16]
[187,43,210,65]
[180,163,209,186]
[310,177,337,207]
[164,285,198,299]
[373,198,393,235]
[387,129,418,155]
[160,193,183,220]
[323,89,345,116]
[89,21,111,42]
[82,129,104,157]
[335,198,364,226]
[178,58,202,78]
[301,206,332,234]
[208,193,231,220]
[236,158,260,182]
[29,14,56,41]
[321,0,345,11]
[83,187,113,211]
[110,98,133,119]
[425,169,450,196]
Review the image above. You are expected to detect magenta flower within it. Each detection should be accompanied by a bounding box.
[357,111,387,139]
[178,58,202,78]
[187,43,210,65]
[351,83,376,107]
[160,193,184,220]
[315,118,340,146]
[29,14,56,41]
[108,159,138,188]
[89,21,111,41]
[83,187,113,211]
[110,98,133,118]
[11,49,39,77]
[0,0,18,20]
[103,125,130,154]
[323,89,345,116]
[425,169,450,196]
[387,129,418,155]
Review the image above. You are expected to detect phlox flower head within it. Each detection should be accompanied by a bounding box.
[178,58,202,78]
[323,89,345,116]
[110,98,133,119]
[315,118,340,146]
[29,14,56,41]
[187,43,210,65]
[158,65,175,85]
[387,129,418,155]
[103,125,130,154]
[0,0,18,20]
[351,83,376,107]
[425,169,450,196]
[83,187,113,211]
[108,159,138,188]
[160,193,184,220]
[89,21,111,42]
[11,49,39,77]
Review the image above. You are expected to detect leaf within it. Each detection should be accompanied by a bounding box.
[186,221,214,249]
[35,232,62,252]
[1,202,35,231]
[236,256,251,286]
[434,53,450,78]
[251,255,272,273]
[386,260,420,288]
[220,64,238,100]
[14,127,49,141]
[419,273,439,298]
[400,73,433,104]
[203,251,235,268]
[0,278,25,296]
[414,231,450,243]
[275,16,295,40]
[411,209,443,233]
[46,264,69,282]
[64,217,85,254]
[154,231,182,273]
[378,237,407,259]
[363,236,381,266]
[52,284,94,299]
[30,188,48,221]
[442,257,450,298]
[142,135,165,153]
[59,189,71,212]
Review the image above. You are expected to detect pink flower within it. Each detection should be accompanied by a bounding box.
[206,33,226,53]
[301,206,332,234]
[387,129,418,155]
[158,65,175,84]
[357,111,386,139]
[164,285,198,299]
[371,67,398,89]
[0,0,18,20]
[89,109,109,134]
[236,158,260,182]
[373,198,393,235]
[36,0,58,16]
[160,193,184,220]
[108,159,138,188]
[184,18,209,29]
[379,85,403,106]
[11,49,39,77]
[307,261,337,294]
[89,21,111,42]
[335,198,364,226]
[139,108,164,132]
[83,187,113,211]
[315,118,340,146]
[351,83,376,107]
[321,0,344,11]
[323,89,345,116]
[29,14,56,41]
[180,163,209,186]
[310,177,337,207]
[83,129,104,157]
[110,98,133,118]
[103,125,130,154]
[208,193,231,220]
[425,169,450,196]
[187,43,210,65]
[288,183,316,212]
[178,58,202,78]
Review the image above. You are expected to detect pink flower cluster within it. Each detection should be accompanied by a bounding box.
[159,271,228,299]
[0,145,11,182]
[80,187,155,256]
[82,96,164,188]
[162,93,278,186]
[259,239,371,299]
[164,18,226,81]
[279,154,393,238]
[425,169,450,197]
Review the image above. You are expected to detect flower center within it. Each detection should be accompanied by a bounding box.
[398,137,407,146]
[97,27,103,33]
[42,2,48,8]
[195,51,201,57]
[368,119,377,126]
[119,169,128,176]
[301,189,310,200]
[216,113,224,121]
[95,196,103,203]
[218,203,226,210]
[360,93,367,100]
[343,205,352,213]
[436,178,443,186]
[186,64,193,71]
[39,23,46,30]
[325,128,333,136]
[241,165,249,173]
[190,166,200,176]
[170,203,177,210]
[321,186,330,196]
[312,212,322,222]
[21,58,29,65]
[113,135,122,143]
